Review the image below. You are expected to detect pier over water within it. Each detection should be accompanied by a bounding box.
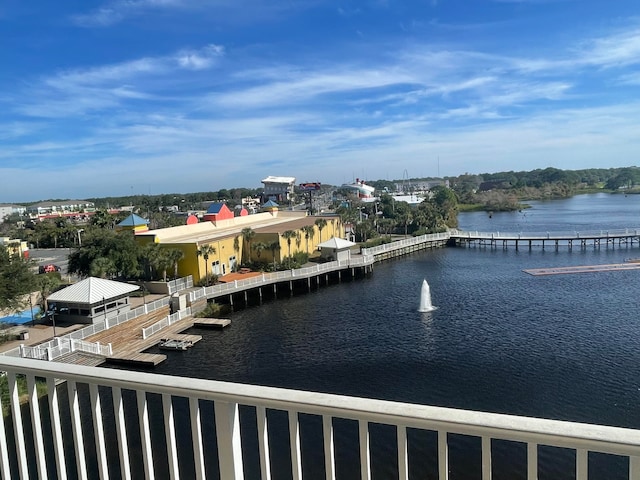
[449,228,640,250]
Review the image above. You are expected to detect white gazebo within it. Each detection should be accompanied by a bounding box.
[316,237,356,262]
[46,277,140,324]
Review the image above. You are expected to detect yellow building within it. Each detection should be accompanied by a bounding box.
[135,211,344,284]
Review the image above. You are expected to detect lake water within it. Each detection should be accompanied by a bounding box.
[139,193,640,479]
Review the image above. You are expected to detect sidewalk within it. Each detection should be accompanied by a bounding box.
[0,323,84,353]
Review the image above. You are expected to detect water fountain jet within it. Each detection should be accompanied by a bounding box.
[418,279,436,312]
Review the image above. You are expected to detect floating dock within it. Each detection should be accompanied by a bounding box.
[523,263,640,276]
[107,352,167,367]
[193,318,231,329]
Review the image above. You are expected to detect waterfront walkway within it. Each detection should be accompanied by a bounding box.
[449,228,640,250]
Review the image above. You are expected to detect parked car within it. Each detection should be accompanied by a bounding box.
[39,264,61,274]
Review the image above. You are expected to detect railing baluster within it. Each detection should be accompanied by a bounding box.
[481,436,491,480]
[0,377,11,480]
[47,377,67,480]
[68,380,88,480]
[189,397,206,480]
[27,374,47,479]
[438,430,448,480]
[289,410,303,480]
[397,424,408,480]
[322,415,335,480]
[630,456,640,480]
[89,383,109,480]
[527,443,538,480]
[162,393,180,480]
[359,420,371,480]
[8,372,28,478]
[113,387,132,480]
[256,406,272,480]
[136,391,155,479]
[576,449,587,480]
[214,400,244,480]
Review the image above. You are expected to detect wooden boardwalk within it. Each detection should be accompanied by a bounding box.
[55,305,218,367]
[524,263,640,276]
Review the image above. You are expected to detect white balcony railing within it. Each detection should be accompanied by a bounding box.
[2,356,640,480]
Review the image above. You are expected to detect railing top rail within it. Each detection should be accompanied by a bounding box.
[2,356,640,455]
[451,228,640,238]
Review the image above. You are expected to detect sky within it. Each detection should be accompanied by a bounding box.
[1,1,640,202]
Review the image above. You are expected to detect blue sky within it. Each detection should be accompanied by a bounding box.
[2,1,640,202]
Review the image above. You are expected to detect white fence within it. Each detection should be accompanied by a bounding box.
[189,255,375,303]
[16,337,112,361]
[2,296,170,360]
[167,275,194,295]
[141,307,193,339]
[2,355,640,480]
[449,228,640,240]
[361,231,451,256]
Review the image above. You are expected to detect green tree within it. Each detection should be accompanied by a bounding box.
[68,230,142,279]
[253,242,267,261]
[268,241,280,270]
[167,249,185,279]
[90,257,117,279]
[0,247,35,312]
[282,230,297,260]
[197,245,216,286]
[241,227,255,263]
[315,218,327,243]
[301,225,315,253]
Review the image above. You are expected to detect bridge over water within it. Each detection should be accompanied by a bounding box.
[449,228,640,250]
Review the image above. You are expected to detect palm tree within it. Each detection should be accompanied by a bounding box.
[241,227,255,263]
[282,230,297,261]
[197,244,216,286]
[301,225,315,253]
[90,257,116,279]
[142,243,161,280]
[167,248,185,279]
[268,241,280,270]
[253,241,267,261]
[315,218,327,243]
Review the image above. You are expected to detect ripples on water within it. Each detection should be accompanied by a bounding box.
[141,193,640,479]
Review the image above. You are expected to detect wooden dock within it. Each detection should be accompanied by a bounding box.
[524,263,640,276]
[106,352,167,367]
[193,318,231,329]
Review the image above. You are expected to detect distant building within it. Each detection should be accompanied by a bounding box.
[261,176,296,203]
[0,204,26,222]
[0,237,29,258]
[202,203,234,222]
[26,200,95,216]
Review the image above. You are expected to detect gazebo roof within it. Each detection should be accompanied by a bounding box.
[117,213,149,227]
[47,277,140,305]
[317,237,356,249]
[262,200,279,208]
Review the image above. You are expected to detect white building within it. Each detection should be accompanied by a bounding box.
[0,204,26,222]
[261,176,296,203]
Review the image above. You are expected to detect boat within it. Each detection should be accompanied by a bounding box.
[341,178,375,198]
[158,338,193,351]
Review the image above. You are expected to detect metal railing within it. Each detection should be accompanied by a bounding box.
[1,356,640,480]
